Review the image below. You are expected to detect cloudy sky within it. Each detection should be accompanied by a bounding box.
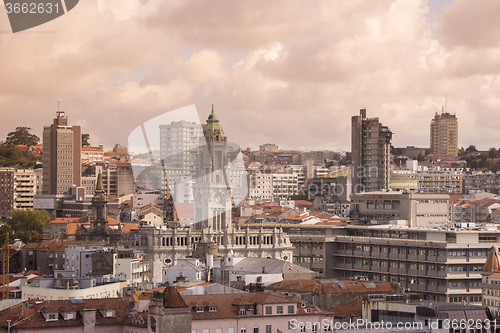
[0,0,499,152]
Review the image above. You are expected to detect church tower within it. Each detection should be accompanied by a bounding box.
[194,106,233,236]
[91,171,109,232]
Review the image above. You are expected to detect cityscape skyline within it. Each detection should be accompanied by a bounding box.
[1,0,499,151]
[3,0,500,326]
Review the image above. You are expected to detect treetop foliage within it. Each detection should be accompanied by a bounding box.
[5,127,39,147]
[0,209,50,244]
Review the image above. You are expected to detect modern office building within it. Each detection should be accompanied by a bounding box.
[349,191,449,227]
[244,213,499,305]
[430,111,458,157]
[328,223,498,304]
[351,109,393,193]
[42,110,82,195]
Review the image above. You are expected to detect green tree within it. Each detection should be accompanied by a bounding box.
[82,133,90,147]
[458,147,465,156]
[0,224,12,245]
[5,127,39,146]
[465,145,478,154]
[489,148,498,160]
[0,144,39,168]
[5,210,50,244]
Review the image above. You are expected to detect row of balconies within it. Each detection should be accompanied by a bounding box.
[337,250,448,262]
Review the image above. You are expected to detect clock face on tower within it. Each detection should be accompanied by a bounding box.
[196,194,203,204]
[213,192,225,204]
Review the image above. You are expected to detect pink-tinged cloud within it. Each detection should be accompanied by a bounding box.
[0,0,498,152]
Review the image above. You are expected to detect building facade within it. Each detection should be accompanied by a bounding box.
[430,111,458,157]
[465,171,500,195]
[329,224,498,304]
[42,111,82,195]
[0,168,36,218]
[159,119,203,186]
[130,109,294,284]
[351,109,392,193]
[349,191,449,227]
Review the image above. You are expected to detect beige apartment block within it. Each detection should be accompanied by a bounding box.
[430,111,458,157]
[0,168,36,218]
[42,111,82,195]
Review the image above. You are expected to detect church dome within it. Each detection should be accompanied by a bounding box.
[484,246,500,272]
[203,105,224,137]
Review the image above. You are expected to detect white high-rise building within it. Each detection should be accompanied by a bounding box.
[159,120,203,176]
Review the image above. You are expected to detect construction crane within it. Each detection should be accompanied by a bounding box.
[161,159,177,224]
[2,233,9,300]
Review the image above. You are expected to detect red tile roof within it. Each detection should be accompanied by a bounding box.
[23,239,73,250]
[164,286,189,308]
[82,147,104,152]
[329,298,362,318]
[0,298,141,330]
[182,292,320,320]
[268,279,396,294]
[294,200,313,206]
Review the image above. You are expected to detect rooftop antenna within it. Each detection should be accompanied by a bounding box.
[445,93,448,113]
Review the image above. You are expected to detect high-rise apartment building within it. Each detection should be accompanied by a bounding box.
[42,111,82,195]
[351,109,392,193]
[0,168,36,218]
[159,120,203,175]
[430,111,458,157]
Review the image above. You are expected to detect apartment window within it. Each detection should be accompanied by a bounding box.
[288,305,294,314]
[239,307,246,316]
[312,323,319,333]
[46,313,57,321]
[196,307,204,313]
[276,306,283,314]
[265,306,272,315]
[265,325,272,333]
[241,328,247,333]
[253,328,259,333]
[209,306,217,312]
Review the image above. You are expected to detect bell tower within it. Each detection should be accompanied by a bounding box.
[194,106,233,235]
[91,171,108,231]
